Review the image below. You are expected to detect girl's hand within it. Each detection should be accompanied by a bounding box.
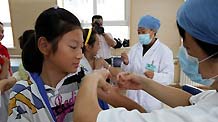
[95,58,106,69]
[91,69,111,91]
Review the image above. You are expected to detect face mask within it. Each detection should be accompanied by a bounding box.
[138,34,151,45]
[178,46,218,86]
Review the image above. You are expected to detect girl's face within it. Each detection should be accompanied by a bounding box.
[86,34,100,57]
[0,24,4,41]
[47,29,83,74]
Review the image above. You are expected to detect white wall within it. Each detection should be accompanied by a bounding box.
[130,0,183,57]
[9,0,56,55]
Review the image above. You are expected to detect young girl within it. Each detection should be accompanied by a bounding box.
[80,28,145,111]
[81,29,122,80]
[80,28,108,74]
[8,7,84,122]
[8,7,144,122]
[80,28,109,110]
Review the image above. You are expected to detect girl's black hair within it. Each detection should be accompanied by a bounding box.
[22,7,82,73]
[82,28,97,53]
[0,21,3,25]
[177,22,218,58]
[19,29,35,50]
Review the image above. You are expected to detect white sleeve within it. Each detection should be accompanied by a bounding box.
[97,108,151,122]
[106,33,114,39]
[189,90,216,105]
[97,105,214,122]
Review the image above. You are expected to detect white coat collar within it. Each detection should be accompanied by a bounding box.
[136,39,161,56]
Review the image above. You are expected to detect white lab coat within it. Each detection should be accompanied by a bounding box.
[121,39,174,112]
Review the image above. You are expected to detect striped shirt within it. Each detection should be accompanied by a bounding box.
[8,69,84,122]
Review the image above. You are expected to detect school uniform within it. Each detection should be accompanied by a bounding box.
[8,69,84,122]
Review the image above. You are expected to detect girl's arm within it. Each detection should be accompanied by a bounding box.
[97,86,146,113]
[74,71,108,122]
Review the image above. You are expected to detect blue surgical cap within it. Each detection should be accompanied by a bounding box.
[138,15,160,32]
[177,0,218,45]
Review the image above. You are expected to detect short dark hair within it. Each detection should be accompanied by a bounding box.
[92,15,103,22]
[0,21,3,25]
[177,22,218,58]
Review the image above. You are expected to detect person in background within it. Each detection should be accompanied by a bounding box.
[121,15,174,112]
[0,21,12,78]
[73,0,218,122]
[0,56,12,122]
[81,28,120,79]
[18,29,35,50]
[0,29,35,95]
[0,21,13,122]
[0,29,31,122]
[13,29,35,80]
[0,55,10,80]
[80,28,145,112]
[91,15,116,65]
[0,77,17,93]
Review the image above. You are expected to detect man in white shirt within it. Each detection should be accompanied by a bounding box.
[92,15,117,64]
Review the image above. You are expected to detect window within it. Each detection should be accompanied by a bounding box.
[58,0,130,40]
[0,0,14,48]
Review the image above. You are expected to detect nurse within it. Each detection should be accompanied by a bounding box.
[73,0,218,122]
[121,15,174,112]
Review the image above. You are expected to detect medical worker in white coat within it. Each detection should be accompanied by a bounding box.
[73,0,218,121]
[121,15,174,112]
